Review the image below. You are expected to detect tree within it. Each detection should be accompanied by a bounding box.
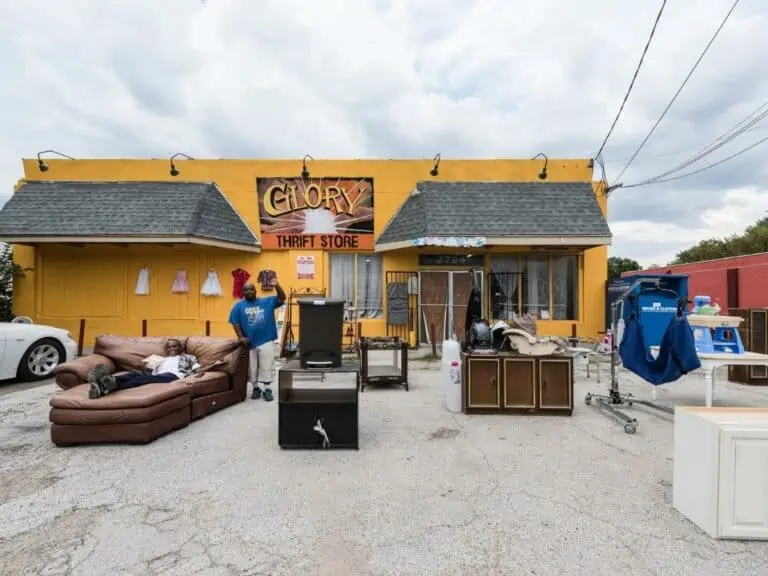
[672,217,768,264]
[672,238,732,264]
[608,256,641,279]
[0,244,26,322]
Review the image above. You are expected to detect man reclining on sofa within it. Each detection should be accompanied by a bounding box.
[87,338,221,399]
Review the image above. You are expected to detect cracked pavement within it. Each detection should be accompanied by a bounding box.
[2,359,768,575]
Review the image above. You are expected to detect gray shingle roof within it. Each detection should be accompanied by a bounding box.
[376,181,612,245]
[0,181,259,248]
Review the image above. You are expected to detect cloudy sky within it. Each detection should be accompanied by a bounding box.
[1,0,766,266]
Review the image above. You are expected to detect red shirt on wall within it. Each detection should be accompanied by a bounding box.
[232,268,250,298]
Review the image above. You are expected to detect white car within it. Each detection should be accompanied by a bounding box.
[0,321,78,381]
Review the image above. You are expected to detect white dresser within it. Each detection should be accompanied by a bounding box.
[673,406,768,539]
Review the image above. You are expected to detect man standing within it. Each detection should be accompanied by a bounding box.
[229,279,286,401]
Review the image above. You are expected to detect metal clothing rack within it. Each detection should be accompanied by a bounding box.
[584,278,676,435]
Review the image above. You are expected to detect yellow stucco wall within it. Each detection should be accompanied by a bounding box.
[11,158,608,345]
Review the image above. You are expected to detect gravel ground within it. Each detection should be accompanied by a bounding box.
[1,356,768,576]
[0,377,53,398]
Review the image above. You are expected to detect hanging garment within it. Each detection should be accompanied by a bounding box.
[135,267,150,295]
[464,270,483,341]
[172,269,189,294]
[619,302,701,385]
[232,268,251,298]
[257,269,277,291]
[386,282,409,326]
[201,270,223,296]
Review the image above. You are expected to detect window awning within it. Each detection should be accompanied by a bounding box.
[375,181,612,252]
[0,180,260,252]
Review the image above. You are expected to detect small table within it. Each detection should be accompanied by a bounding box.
[359,338,409,392]
[278,359,360,450]
[650,348,768,407]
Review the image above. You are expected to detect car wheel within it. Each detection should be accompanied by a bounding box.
[17,338,66,382]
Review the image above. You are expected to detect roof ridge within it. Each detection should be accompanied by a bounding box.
[207,182,260,245]
[418,186,432,235]
[375,180,611,246]
[0,180,260,249]
[188,186,208,236]
[415,180,594,186]
[20,179,214,186]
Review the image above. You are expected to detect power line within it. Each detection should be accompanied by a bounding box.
[630,98,768,186]
[605,123,767,164]
[613,0,742,183]
[593,0,669,159]
[622,133,768,188]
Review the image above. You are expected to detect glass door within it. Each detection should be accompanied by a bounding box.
[450,270,483,341]
[419,271,449,345]
[418,270,483,345]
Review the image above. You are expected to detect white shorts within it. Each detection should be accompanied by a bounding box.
[248,341,275,384]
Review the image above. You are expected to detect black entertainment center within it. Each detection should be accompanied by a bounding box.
[278,360,360,450]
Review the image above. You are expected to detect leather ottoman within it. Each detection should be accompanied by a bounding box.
[50,382,191,446]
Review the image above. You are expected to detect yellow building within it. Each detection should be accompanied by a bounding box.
[0,155,611,347]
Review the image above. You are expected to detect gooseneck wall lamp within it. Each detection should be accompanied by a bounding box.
[36,149,75,172]
[169,152,195,177]
[430,153,441,176]
[532,153,548,180]
[301,154,314,179]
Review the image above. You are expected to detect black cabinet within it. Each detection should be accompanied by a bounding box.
[278,360,360,450]
[317,403,359,448]
[278,403,319,448]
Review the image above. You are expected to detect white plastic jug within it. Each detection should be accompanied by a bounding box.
[446,360,463,413]
[442,338,461,365]
[441,338,463,413]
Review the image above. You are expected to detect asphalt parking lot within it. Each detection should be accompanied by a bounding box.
[2,359,768,576]
[0,376,54,397]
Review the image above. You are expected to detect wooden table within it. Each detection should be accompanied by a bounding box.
[650,348,768,407]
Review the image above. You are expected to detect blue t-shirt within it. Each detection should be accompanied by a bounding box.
[228,296,281,349]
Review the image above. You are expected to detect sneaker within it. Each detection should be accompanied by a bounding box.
[88,380,103,399]
[251,386,262,400]
[102,373,118,394]
[87,364,114,399]
[262,387,274,402]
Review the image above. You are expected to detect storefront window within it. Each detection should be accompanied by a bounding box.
[522,256,550,319]
[489,254,580,321]
[489,256,521,320]
[329,253,383,319]
[551,255,579,320]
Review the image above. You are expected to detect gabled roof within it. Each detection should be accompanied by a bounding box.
[375,181,612,251]
[0,181,260,251]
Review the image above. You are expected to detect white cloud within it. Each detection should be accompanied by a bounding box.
[1,0,767,266]
[611,187,768,265]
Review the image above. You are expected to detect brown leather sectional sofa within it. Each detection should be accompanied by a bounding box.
[50,335,248,446]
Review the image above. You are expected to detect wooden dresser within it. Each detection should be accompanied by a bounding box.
[461,352,573,415]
